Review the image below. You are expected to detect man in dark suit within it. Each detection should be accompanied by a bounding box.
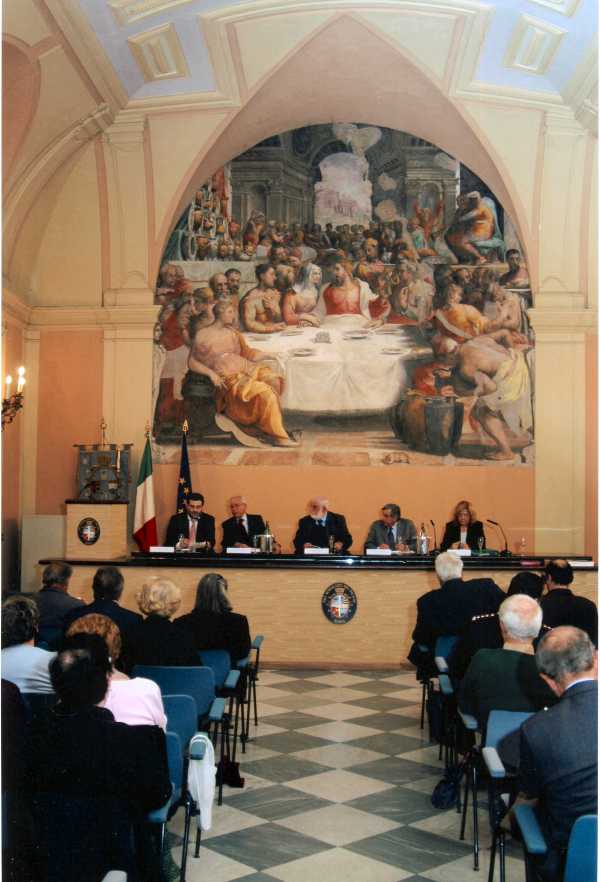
[221,495,266,551]
[541,559,598,646]
[364,503,416,551]
[164,492,215,550]
[409,551,504,667]
[36,562,84,648]
[62,566,143,673]
[519,626,597,881]
[293,496,352,554]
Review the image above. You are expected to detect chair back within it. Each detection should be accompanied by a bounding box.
[163,694,197,752]
[564,814,598,882]
[199,650,231,688]
[20,692,57,723]
[485,709,533,749]
[132,665,217,718]
[148,731,181,823]
[434,635,458,661]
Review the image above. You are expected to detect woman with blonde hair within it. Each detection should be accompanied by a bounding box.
[66,613,166,729]
[440,500,486,551]
[132,578,197,667]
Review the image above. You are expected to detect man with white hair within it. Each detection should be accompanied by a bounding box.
[410,551,504,658]
[221,496,266,552]
[519,626,597,881]
[458,594,557,734]
[293,497,352,554]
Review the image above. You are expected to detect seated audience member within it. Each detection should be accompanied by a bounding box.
[175,573,252,665]
[409,551,504,667]
[440,500,486,551]
[519,627,597,882]
[293,496,353,554]
[62,565,143,673]
[364,503,417,552]
[1,595,55,693]
[2,678,29,882]
[458,594,557,738]
[35,562,84,647]
[26,634,171,882]
[541,558,598,645]
[133,578,198,667]
[66,614,166,729]
[449,572,545,681]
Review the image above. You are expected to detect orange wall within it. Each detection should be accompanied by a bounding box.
[36,329,104,514]
[585,332,598,558]
[154,461,535,554]
[2,318,24,591]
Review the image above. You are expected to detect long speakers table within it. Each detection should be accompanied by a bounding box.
[38,553,597,668]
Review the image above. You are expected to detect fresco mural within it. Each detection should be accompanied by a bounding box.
[153,124,534,467]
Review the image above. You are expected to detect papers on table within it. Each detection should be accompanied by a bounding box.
[305,547,330,555]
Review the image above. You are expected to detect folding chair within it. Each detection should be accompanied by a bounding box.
[482,709,534,882]
[147,731,184,878]
[198,651,242,761]
[514,806,597,882]
[237,635,264,748]
[132,666,227,804]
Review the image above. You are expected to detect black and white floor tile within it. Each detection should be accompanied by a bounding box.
[170,670,524,882]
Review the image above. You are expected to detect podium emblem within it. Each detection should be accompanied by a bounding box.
[77,517,101,545]
[322,583,357,624]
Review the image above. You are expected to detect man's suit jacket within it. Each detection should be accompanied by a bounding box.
[541,589,598,646]
[519,680,598,851]
[411,577,504,649]
[364,518,417,551]
[440,520,486,551]
[63,599,144,674]
[293,512,352,554]
[35,588,85,648]
[221,514,266,551]
[164,512,216,548]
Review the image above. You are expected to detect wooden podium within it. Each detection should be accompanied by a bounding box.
[65,501,128,560]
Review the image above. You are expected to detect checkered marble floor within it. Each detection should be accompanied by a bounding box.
[169,670,525,882]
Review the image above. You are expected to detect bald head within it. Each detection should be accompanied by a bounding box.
[308,497,328,518]
[230,496,247,517]
[536,626,597,694]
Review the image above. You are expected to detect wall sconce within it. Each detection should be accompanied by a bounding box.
[2,366,26,429]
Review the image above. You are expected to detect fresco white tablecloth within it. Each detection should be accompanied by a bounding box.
[245,317,427,414]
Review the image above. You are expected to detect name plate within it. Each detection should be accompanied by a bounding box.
[568,559,595,568]
[305,547,330,555]
[366,548,392,556]
[455,548,472,557]
[149,546,174,553]
[226,547,254,555]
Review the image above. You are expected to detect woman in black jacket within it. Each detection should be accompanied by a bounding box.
[174,573,251,665]
[440,500,486,552]
[132,579,197,667]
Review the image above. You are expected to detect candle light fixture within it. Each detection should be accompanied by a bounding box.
[2,366,26,428]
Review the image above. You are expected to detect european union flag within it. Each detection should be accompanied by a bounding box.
[176,421,192,514]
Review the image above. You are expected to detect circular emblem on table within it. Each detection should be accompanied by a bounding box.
[77,517,101,545]
[322,583,357,624]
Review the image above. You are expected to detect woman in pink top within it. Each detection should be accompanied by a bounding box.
[66,613,166,730]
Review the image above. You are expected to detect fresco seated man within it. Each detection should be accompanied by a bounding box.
[499,249,530,289]
[484,278,525,335]
[188,299,298,448]
[445,191,499,264]
[240,264,286,333]
[314,259,382,328]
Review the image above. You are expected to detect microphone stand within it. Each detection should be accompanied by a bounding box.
[487,519,511,557]
[430,519,438,553]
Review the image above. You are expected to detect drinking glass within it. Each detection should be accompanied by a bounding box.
[477,537,484,552]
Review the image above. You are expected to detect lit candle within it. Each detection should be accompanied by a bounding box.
[17,366,25,394]
[5,375,12,399]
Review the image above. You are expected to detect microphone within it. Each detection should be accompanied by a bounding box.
[430,519,437,552]
[487,519,511,557]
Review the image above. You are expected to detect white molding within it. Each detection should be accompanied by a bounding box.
[28,305,160,329]
[2,289,33,326]
[20,329,41,517]
[128,22,190,83]
[109,0,194,27]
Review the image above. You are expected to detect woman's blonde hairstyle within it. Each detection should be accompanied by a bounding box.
[66,613,122,662]
[452,500,476,524]
[136,578,182,618]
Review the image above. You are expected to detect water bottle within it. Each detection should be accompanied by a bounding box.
[418,523,429,555]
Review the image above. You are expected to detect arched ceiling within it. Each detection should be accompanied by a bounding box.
[41,0,597,130]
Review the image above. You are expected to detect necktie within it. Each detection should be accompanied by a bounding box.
[387,527,395,548]
[189,518,197,543]
[238,518,248,541]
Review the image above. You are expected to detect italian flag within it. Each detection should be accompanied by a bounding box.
[133,437,158,551]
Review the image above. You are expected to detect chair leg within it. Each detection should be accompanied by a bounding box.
[231,694,241,764]
[488,829,497,882]
[217,719,226,806]
[460,762,470,840]
[194,826,202,859]
[180,797,192,882]
[251,670,258,727]
[420,680,427,729]
[498,830,506,882]
[471,762,479,871]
